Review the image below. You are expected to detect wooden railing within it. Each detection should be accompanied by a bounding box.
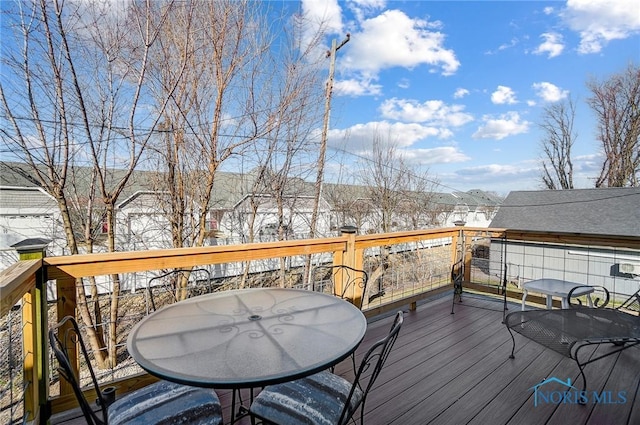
[2,226,639,424]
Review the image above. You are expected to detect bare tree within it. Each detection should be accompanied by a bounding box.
[323,182,372,232]
[422,198,452,228]
[354,132,438,301]
[538,98,576,189]
[239,11,326,288]
[139,1,274,297]
[357,133,437,233]
[246,12,326,243]
[142,1,325,292]
[588,63,640,187]
[1,0,173,368]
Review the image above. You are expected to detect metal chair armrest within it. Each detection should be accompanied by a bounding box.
[568,285,610,309]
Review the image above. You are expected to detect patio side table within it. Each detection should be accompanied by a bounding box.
[522,278,594,310]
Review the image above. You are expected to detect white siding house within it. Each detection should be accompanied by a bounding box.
[0,186,64,269]
[116,191,176,251]
[228,194,332,241]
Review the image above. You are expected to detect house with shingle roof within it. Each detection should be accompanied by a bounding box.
[490,187,640,237]
[488,187,640,295]
[0,186,64,267]
[0,160,503,270]
[430,190,502,227]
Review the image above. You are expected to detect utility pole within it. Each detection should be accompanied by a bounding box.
[310,33,350,239]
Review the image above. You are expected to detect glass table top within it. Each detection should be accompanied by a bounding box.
[127,288,367,389]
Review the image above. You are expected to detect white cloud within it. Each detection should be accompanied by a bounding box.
[301,0,344,35]
[348,0,386,8]
[379,98,474,127]
[562,0,640,54]
[334,78,382,96]
[342,10,460,76]
[456,163,531,177]
[438,160,542,193]
[543,7,555,15]
[491,86,518,105]
[499,38,519,51]
[573,153,602,173]
[328,121,449,152]
[397,78,410,89]
[472,112,530,140]
[485,38,519,55]
[401,147,470,165]
[533,32,565,58]
[346,0,386,22]
[532,82,568,102]
[453,88,469,99]
[574,153,600,161]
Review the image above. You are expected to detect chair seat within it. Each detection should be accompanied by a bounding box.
[108,380,223,425]
[249,371,363,425]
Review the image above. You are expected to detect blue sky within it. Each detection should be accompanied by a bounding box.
[298,0,640,195]
[1,1,637,196]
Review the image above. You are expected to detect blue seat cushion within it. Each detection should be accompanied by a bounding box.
[108,380,222,425]
[249,371,363,425]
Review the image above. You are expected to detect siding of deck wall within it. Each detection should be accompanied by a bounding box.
[490,240,640,296]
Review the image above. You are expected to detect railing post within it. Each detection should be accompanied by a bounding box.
[338,226,364,307]
[462,231,472,283]
[451,229,461,265]
[12,239,51,423]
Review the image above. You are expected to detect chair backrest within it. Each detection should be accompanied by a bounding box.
[147,268,212,312]
[568,285,611,309]
[48,316,108,425]
[338,311,404,424]
[451,259,463,285]
[313,265,369,309]
[616,289,640,315]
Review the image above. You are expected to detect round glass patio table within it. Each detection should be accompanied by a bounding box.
[127,287,367,389]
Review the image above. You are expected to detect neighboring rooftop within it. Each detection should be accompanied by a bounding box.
[1,161,502,211]
[0,186,57,210]
[489,187,640,237]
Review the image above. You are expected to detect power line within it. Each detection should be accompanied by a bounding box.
[3,117,638,208]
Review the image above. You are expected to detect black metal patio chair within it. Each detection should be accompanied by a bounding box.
[505,287,640,396]
[248,310,404,425]
[451,261,519,320]
[49,316,223,425]
[312,264,371,309]
[312,264,375,374]
[147,268,214,312]
[450,258,464,314]
[614,288,640,315]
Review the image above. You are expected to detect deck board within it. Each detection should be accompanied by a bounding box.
[51,293,639,425]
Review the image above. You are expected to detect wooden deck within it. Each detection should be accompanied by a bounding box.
[52,293,640,425]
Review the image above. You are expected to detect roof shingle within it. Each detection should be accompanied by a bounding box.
[489,187,640,237]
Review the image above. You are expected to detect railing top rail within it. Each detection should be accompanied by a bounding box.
[2,228,638,309]
[501,229,640,249]
[0,258,41,316]
[354,228,459,249]
[45,237,348,279]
